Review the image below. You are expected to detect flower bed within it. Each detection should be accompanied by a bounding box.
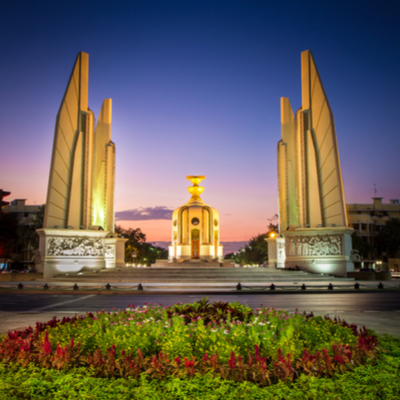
[0,298,380,386]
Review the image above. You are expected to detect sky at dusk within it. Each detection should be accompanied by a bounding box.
[1,0,400,245]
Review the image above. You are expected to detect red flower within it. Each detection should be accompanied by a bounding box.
[44,332,51,355]
[228,351,236,369]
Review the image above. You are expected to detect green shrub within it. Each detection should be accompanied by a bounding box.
[0,298,390,396]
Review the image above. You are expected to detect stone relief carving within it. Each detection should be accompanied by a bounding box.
[277,243,285,259]
[286,236,342,256]
[105,245,115,259]
[350,249,361,262]
[30,249,42,265]
[47,237,104,256]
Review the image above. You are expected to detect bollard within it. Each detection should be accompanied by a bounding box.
[378,282,384,289]
[301,284,306,290]
[138,283,143,291]
[236,283,242,290]
[328,283,333,290]
[73,283,79,290]
[105,283,111,290]
[17,283,23,290]
[270,283,276,290]
[43,283,49,290]
[354,282,360,289]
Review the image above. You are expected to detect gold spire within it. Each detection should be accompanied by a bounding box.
[186,176,205,203]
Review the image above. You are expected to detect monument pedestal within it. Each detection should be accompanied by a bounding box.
[266,236,286,268]
[37,229,126,278]
[168,243,223,262]
[168,176,224,263]
[105,237,128,269]
[281,227,354,277]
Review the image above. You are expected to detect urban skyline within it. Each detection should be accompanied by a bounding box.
[1,1,400,243]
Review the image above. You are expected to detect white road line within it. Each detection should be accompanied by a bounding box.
[324,311,344,313]
[27,295,96,313]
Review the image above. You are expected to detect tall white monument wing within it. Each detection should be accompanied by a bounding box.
[273,50,354,277]
[278,97,299,231]
[92,99,115,232]
[302,50,348,227]
[38,52,125,279]
[44,52,90,229]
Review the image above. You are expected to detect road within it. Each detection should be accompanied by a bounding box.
[1,292,400,336]
[1,292,400,313]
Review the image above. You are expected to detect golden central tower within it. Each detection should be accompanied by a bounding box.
[168,176,223,262]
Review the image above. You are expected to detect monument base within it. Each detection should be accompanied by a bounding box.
[284,227,354,277]
[105,237,128,269]
[168,244,224,262]
[37,228,127,278]
[266,236,285,268]
[268,227,355,277]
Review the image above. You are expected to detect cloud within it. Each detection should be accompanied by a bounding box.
[115,207,173,221]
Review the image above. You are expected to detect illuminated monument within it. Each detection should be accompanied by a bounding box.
[268,50,354,277]
[168,176,223,262]
[37,52,126,278]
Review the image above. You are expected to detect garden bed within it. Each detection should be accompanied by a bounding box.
[1,298,399,399]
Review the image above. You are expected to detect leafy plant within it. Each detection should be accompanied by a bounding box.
[0,299,383,388]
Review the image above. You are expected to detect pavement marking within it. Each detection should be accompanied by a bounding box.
[324,311,344,313]
[26,295,97,313]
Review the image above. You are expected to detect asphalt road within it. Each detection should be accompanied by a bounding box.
[1,292,400,314]
[1,292,400,336]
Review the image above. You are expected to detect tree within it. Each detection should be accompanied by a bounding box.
[0,205,45,262]
[33,205,45,229]
[138,243,168,264]
[0,212,19,259]
[224,252,235,260]
[16,205,45,258]
[351,231,374,259]
[378,218,400,259]
[114,226,168,264]
[267,222,279,233]
[231,233,269,266]
[0,190,11,217]
[115,225,146,263]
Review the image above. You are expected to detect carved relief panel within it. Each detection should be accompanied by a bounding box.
[286,236,342,257]
[47,237,104,256]
[105,245,116,259]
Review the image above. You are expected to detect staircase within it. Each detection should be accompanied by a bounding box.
[46,262,354,290]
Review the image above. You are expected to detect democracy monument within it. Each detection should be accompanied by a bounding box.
[267,50,354,277]
[168,176,223,262]
[35,49,355,279]
[36,52,126,278]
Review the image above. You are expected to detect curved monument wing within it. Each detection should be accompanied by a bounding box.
[44,52,89,228]
[278,97,299,231]
[92,99,115,232]
[302,50,348,227]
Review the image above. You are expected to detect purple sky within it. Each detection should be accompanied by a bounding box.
[1,1,400,242]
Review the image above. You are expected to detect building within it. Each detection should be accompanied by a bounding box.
[268,50,354,277]
[2,199,44,264]
[3,199,43,225]
[347,197,400,264]
[168,176,223,262]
